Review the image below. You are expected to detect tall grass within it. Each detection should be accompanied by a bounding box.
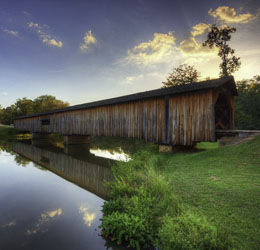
[100,144,233,250]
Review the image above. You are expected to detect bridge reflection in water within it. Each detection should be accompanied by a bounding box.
[13,142,114,199]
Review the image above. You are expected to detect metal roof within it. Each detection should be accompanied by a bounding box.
[15,76,237,120]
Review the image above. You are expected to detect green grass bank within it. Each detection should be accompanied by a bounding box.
[99,135,260,250]
[0,125,31,140]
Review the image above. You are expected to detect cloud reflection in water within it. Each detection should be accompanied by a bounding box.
[26,208,62,235]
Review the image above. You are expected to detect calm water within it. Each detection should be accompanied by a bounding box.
[0,141,125,250]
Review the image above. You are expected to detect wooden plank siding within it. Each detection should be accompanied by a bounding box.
[14,77,237,146]
[14,91,217,146]
[15,97,167,143]
[168,90,214,145]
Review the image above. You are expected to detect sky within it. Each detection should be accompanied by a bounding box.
[0,0,260,107]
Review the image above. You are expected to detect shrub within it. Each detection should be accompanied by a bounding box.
[158,213,232,250]
[101,211,152,250]
[101,148,232,249]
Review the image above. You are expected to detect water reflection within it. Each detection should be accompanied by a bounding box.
[13,142,114,199]
[0,141,126,250]
[90,148,130,162]
[26,208,63,235]
[1,220,16,228]
[79,205,96,227]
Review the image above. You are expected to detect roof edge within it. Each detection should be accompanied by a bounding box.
[15,76,236,120]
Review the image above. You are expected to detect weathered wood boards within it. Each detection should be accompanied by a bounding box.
[14,77,237,146]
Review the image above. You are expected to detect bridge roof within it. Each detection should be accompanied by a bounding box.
[15,76,237,120]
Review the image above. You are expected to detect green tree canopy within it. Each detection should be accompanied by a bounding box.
[33,95,69,114]
[15,98,34,117]
[162,64,200,87]
[235,75,260,130]
[0,95,69,125]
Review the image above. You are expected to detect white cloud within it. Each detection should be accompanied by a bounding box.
[28,22,39,28]
[28,21,63,48]
[43,38,63,48]
[3,29,19,36]
[125,32,176,66]
[179,36,217,57]
[80,30,97,53]
[123,74,144,84]
[2,92,8,96]
[191,23,211,36]
[209,6,259,23]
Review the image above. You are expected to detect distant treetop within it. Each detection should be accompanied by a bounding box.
[162,64,200,88]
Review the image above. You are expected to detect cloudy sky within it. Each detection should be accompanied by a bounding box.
[0,0,259,107]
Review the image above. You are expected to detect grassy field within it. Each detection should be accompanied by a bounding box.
[99,135,260,249]
[163,136,260,250]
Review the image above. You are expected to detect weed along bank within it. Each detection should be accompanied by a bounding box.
[14,76,237,147]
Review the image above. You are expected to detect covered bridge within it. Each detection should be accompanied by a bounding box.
[14,76,237,146]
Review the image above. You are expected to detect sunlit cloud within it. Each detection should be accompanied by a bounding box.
[46,209,62,218]
[191,23,211,36]
[179,36,217,56]
[80,30,97,53]
[26,208,62,235]
[79,206,96,227]
[123,74,144,85]
[28,21,63,48]
[28,22,39,28]
[125,32,177,66]
[119,5,259,82]
[209,6,259,24]
[43,38,63,48]
[3,29,19,37]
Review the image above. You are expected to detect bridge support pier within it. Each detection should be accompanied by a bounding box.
[159,145,173,152]
[64,135,91,145]
[32,133,51,146]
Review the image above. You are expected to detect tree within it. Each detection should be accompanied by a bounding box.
[0,105,3,124]
[203,24,241,77]
[0,95,69,125]
[15,98,34,117]
[33,95,69,113]
[162,64,200,87]
[234,75,260,130]
[0,105,17,125]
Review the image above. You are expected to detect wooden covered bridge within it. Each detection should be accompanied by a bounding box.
[14,76,237,147]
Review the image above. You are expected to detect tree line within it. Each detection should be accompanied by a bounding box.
[0,95,69,125]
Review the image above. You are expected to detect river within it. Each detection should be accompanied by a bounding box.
[0,140,127,250]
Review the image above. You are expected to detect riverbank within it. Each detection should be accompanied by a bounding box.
[100,135,260,250]
[0,126,31,140]
[1,126,259,249]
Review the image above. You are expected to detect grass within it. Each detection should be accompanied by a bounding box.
[100,135,260,250]
[0,126,31,140]
[163,136,260,250]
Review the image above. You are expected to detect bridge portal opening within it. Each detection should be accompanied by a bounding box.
[215,93,232,130]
